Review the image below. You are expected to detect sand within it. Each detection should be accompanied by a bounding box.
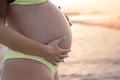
[58,15,120,80]
[0,15,120,80]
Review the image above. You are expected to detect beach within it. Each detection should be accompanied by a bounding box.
[58,15,120,80]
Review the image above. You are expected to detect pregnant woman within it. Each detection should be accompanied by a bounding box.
[0,0,72,80]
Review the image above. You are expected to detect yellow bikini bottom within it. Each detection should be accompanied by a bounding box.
[10,0,47,5]
[3,49,58,75]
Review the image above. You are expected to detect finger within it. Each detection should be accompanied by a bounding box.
[51,61,58,66]
[61,49,71,54]
[55,41,69,51]
[59,55,69,59]
[48,59,58,66]
[55,59,64,63]
[55,44,62,51]
[62,51,70,55]
[55,36,67,44]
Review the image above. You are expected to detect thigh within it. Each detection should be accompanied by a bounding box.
[54,72,59,80]
[1,59,54,80]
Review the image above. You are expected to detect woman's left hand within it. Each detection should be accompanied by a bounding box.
[42,36,71,65]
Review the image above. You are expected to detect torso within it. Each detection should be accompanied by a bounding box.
[7,0,72,49]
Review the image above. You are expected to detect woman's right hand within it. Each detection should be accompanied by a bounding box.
[43,36,71,66]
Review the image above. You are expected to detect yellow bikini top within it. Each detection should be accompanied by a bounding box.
[9,0,47,5]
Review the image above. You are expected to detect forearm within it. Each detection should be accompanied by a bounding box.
[0,22,47,57]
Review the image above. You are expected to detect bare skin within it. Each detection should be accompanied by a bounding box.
[1,0,72,80]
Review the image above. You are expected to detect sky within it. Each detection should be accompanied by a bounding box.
[50,0,120,14]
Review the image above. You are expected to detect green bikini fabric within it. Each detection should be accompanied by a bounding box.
[3,49,58,75]
[10,0,47,5]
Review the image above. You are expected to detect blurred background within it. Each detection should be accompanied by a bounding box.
[1,0,120,80]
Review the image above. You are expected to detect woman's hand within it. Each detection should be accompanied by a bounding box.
[43,36,71,66]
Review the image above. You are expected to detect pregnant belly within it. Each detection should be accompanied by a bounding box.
[7,0,72,49]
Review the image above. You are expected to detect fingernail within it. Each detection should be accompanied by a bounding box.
[63,36,67,40]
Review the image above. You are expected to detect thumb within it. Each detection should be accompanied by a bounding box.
[55,36,67,44]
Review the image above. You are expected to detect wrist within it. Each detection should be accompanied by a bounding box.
[31,42,49,57]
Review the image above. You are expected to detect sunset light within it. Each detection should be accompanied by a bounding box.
[0,0,120,80]
[51,0,120,14]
